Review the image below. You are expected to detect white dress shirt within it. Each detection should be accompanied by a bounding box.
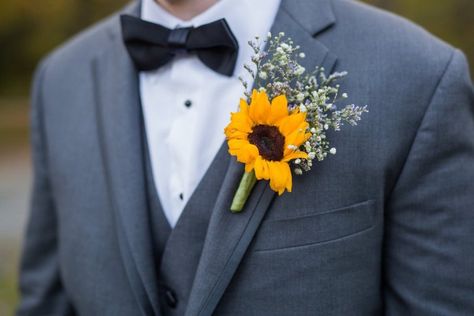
[140,0,281,227]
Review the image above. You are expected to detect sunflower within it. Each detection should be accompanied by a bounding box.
[225,89,311,195]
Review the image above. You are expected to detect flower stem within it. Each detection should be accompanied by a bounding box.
[230,170,258,213]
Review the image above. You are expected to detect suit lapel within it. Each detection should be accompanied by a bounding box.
[185,1,338,315]
[93,2,160,315]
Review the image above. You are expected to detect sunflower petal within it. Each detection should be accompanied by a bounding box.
[268,161,292,195]
[225,113,252,139]
[228,140,259,165]
[269,95,289,124]
[238,144,259,165]
[239,98,249,114]
[278,112,308,137]
[225,128,248,140]
[228,139,247,149]
[284,126,309,156]
[254,156,270,180]
[249,90,272,124]
[245,161,255,173]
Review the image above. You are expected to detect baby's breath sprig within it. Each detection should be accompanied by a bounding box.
[240,33,368,175]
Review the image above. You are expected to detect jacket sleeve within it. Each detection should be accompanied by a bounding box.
[17,59,76,316]
[384,49,474,315]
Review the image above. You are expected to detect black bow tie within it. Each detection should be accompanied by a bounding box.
[120,15,239,77]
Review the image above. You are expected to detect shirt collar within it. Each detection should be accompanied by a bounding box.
[142,0,237,29]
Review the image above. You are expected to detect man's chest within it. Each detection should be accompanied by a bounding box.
[139,53,248,226]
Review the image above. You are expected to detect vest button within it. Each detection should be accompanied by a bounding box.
[165,289,178,308]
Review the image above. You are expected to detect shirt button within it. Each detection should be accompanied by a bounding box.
[184,99,192,108]
[165,289,178,308]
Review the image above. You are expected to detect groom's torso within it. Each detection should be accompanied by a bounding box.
[35,0,455,315]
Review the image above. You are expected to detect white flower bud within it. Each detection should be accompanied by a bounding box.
[299,53,306,58]
[294,168,303,175]
[330,147,337,155]
[259,71,268,80]
[296,93,305,101]
[308,152,316,160]
[279,32,285,36]
[324,124,329,130]
[295,66,306,76]
[299,104,307,112]
[294,159,301,164]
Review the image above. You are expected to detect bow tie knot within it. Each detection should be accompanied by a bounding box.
[167,27,192,50]
[120,15,239,76]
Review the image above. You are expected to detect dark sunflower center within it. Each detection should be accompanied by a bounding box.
[248,125,285,161]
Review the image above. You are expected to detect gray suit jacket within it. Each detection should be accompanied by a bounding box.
[18,0,474,315]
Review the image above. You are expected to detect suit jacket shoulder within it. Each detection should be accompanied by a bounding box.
[331,0,455,59]
[37,3,134,88]
[328,0,457,88]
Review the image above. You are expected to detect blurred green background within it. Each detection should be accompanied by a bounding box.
[0,0,473,314]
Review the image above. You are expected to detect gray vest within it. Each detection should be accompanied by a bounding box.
[143,134,230,315]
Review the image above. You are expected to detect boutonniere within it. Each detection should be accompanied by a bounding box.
[224,32,368,212]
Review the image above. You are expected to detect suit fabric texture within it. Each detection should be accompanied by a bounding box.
[17,0,474,315]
